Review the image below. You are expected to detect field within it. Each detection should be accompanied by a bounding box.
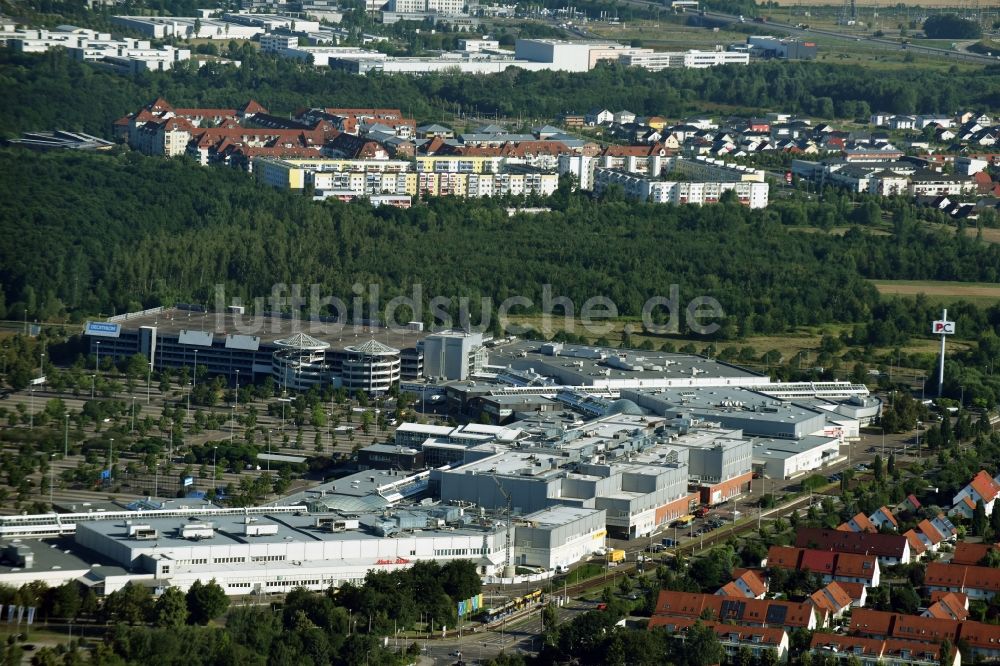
[505,316,969,371]
[767,0,973,7]
[587,15,986,72]
[870,279,1000,307]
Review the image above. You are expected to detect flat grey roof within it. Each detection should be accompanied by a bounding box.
[488,340,764,385]
[98,307,426,350]
[76,510,498,551]
[0,537,117,573]
[752,435,839,460]
[522,505,602,526]
[631,387,828,424]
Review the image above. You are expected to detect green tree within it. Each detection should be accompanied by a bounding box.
[972,499,988,537]
[101,582,152,625]
[684,621,723,666]
[186,579,229,625]
[152,586,188,627]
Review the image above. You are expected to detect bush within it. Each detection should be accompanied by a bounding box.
[923,14,982,39]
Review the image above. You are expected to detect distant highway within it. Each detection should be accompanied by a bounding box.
[587,1,1000,65]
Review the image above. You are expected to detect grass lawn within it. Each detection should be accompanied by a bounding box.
[869,279,1000,308]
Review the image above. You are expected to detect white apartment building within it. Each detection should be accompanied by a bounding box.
[594,168,770,208]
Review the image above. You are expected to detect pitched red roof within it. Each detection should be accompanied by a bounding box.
[809,582,853,615]
[916,519,944,545]
[872,506,898,528]
[652,591,815,629]
[736,570,767,597]
[851,609,957,643]
[836,581,866,605]
[766,545,802,569]
[800,549,837,574]
[924,592,969,621]
[833,553,879,581]
[968,470,1000,502]
[146,97,173,112]
[926,561,1000,594]
[795,528,908,559]
[851,608,1000,653]
[951,542,1000,566]
[767,546,877,582]
[902,529,926,555]
[601,142,669,157]
[839,512,877,533]
[240,99,268,116]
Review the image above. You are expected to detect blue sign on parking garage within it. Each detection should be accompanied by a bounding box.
[85,321,121,338]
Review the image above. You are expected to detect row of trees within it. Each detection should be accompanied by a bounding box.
[2,48,999,139]
[6,150,1000,351]
[9,560,480,665]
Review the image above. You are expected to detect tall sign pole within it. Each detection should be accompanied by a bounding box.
[932,309,956,398]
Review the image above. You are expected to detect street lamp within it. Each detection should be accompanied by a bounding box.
[95,341,101,375]
[131,395,136,434]
[29,387,34,430]
[267,430,272,474]
[64,413,69,458]
[90,374,95,400]
[192,350,199,392]
[108,438,114,481]
[49,453,55,510]
[212,446,218,496]
[235,369,240,411]
[39,352,45,380]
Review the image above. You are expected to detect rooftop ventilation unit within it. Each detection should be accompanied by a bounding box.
[180,522,214,540]
[128,524,159,540]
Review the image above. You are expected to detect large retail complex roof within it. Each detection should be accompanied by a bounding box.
[486,340,767,386]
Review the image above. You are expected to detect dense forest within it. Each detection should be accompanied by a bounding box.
[3,148,1000,347]
[2,50,1000,138]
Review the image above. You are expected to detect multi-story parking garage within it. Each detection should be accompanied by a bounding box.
[83,306,423,395]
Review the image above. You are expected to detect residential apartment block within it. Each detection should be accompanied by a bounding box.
[593,167,770,208]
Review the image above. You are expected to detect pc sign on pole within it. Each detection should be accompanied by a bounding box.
[932,320,956,335]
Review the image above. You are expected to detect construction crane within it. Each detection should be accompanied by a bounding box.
[492,476,514,577]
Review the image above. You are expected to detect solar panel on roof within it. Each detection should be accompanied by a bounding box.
[765,604,788,625]
[720,599,745,620]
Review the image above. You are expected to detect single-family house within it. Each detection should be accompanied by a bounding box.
[808,582,854,621]
[951,470,1000,518]
[869,506,899,531]
[716,569,768,599]
[795,528,911,566]
[923,592,969,621]
[585,108,613,126]
[838,512,878,533]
